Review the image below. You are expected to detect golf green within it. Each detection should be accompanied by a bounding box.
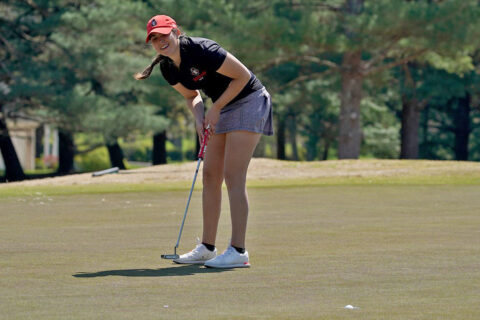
[1,184,479,319]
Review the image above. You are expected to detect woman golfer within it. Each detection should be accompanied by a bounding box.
[136,15,273,268]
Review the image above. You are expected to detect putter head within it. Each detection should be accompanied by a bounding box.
[161,254,179,259]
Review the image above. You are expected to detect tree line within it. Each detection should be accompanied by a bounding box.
[1,0,480,182]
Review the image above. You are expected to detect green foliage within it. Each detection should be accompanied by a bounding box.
[45,0,169,146]
[298,80,339,160]
[363,100,399,157]
[361,82,401,159]
[469,111,480,161]
[414,68,480,160]
[362,124,400,159]
[25,168,56,175]
[3,0,480,168]
[74,147,111,172]
[423,52,474,75]
[34,157,57,171]
[122,136,152,162]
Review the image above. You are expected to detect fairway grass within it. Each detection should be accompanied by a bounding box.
[1,183,479,319]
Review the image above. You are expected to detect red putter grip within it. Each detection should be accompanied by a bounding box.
[197,127,210,159]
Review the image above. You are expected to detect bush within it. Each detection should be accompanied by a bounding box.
[363,125,400,159]
[75,147,111,172]
[122,137,152,162]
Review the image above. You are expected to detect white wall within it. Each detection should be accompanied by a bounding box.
[0,128,35,171]
[0,121,59,172]
[0,119,38,171]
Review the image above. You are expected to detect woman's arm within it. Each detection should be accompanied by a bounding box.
[172,84,205,136]
[204,52,251,131]
[212,52,251,110]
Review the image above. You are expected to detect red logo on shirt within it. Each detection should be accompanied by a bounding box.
[193,71,207,82]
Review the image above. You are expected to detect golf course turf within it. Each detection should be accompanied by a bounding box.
[1,159,479,319]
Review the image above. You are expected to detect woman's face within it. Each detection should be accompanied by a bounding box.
[150,31,178,57]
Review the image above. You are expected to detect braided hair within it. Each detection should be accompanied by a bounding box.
[134,54,165,80]
[134,29,184,80]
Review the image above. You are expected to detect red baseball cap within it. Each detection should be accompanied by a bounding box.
[145,15,177,43]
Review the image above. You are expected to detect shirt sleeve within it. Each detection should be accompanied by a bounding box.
[159,59,178,86]
[198,39,227,72]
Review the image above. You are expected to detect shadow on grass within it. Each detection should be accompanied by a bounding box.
[73,264,231,278]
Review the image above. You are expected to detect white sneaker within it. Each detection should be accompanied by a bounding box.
[204,246,250,269]
[173,243,217,264]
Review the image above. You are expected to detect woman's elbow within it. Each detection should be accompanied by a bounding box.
[239,69,251,87]
[185,90,201,101]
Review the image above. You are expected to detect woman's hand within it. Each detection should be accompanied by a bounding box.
[204,106,220,135]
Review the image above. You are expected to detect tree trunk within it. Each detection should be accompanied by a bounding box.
[57,129,75,174]
[322,138,331,161]
[287,114,298,161]
[276,117,286,160]
[306,134,318,161]
[106,141,126,169]
[419,103,431,159]
[0,113,26,182]
[153,131,167,165]
[400,95,421,159]
[35,125,44,158]
[338,51,363,159]
[453,94,470,161]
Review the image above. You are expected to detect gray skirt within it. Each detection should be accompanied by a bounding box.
[215,87,273,136]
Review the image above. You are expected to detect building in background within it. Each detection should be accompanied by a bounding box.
[0,120,58,171]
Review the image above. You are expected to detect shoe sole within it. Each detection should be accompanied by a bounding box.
[173,260,211,265]
[204,262,251,269]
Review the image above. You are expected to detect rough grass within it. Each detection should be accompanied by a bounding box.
[1,159,480,198]
[1,160,480,319]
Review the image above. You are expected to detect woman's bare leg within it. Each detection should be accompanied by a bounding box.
[223,131,261,249]
[201,133,226,246]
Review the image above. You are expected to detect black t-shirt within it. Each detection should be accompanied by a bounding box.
[160,36,263,105]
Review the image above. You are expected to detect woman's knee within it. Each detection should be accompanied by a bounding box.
[203,166,224,186]
[224,169,246,190]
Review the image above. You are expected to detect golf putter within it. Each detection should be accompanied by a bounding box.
[161,125,211,259]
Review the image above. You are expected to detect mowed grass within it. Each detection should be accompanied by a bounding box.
[1,172,480,318]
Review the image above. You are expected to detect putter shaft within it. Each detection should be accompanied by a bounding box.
[174,156,202,250]
[162,126,210,260]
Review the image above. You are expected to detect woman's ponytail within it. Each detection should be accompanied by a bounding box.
[134,55,164,80]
